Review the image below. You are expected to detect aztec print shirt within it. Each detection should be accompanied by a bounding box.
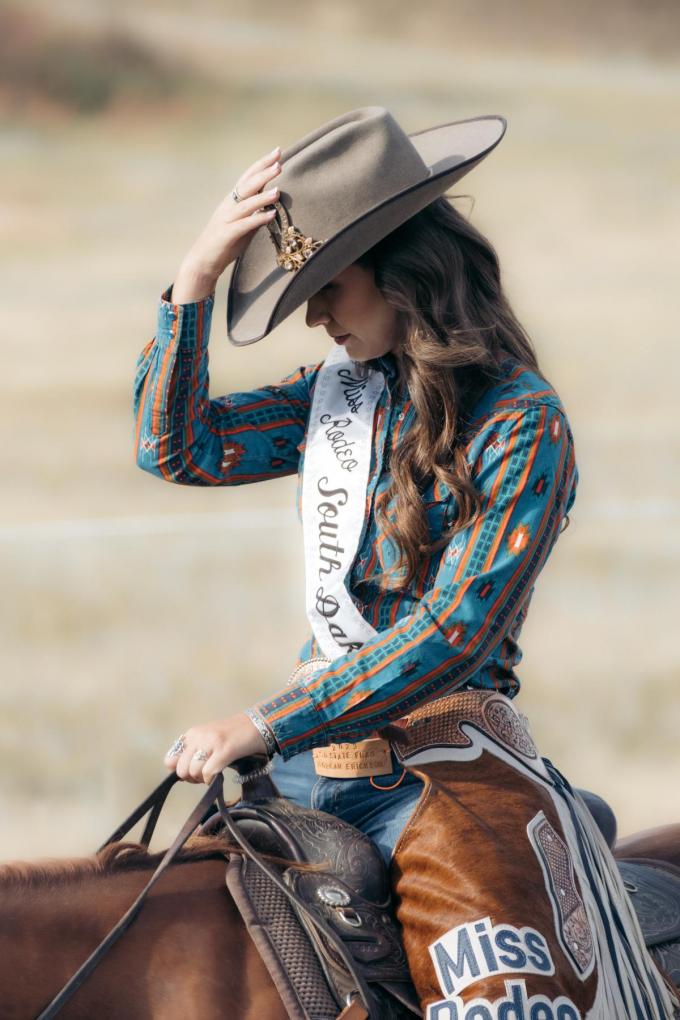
[134,284,579,761]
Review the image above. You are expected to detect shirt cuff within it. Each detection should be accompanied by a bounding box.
[157,281,215,351]
[254,679,329,761]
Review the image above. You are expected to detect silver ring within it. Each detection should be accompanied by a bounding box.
[192,749,210,762]
[166,734,186,758]
[231,184,242,203]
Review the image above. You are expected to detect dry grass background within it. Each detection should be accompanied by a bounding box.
[1,0,678,859]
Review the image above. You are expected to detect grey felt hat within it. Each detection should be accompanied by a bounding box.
[226,105,507,346]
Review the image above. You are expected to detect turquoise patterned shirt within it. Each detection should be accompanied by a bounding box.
[134,283,578,760]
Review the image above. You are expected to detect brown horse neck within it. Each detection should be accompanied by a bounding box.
[0,850,287,1020]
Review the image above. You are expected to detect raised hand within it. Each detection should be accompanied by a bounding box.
[172,145,283,302]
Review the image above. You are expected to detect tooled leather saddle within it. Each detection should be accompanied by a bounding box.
[199,756,421,1020]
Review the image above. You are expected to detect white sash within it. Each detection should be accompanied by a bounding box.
[301,345,385,660]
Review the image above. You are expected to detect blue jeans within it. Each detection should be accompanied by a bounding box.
[270,748,425,868]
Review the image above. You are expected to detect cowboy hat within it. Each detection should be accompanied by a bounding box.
[226,105,507,346]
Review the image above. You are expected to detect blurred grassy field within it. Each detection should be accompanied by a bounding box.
[1,0,679,859]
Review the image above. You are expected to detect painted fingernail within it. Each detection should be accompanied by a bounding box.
[269,146,280,156]
[265,187,278,195]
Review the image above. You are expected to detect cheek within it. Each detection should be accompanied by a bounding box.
[333,283,390,338]
[337,293,363,324]
[380,302,399,334]
[354,299,384,336]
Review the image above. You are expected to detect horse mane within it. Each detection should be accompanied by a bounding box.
[0,833,327,890]
[0,834,230,889]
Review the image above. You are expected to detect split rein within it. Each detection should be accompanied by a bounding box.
[35,762,375,1020]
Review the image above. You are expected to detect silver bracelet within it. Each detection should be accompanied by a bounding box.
[244,708,279,757]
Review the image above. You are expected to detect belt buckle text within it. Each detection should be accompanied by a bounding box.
[312,737,393,778]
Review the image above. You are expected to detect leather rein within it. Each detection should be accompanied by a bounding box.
[34,764,375,1020]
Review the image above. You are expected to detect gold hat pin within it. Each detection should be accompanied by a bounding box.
[265,198,327,272]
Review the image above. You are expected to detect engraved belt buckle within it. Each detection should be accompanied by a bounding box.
[312,737,394,779]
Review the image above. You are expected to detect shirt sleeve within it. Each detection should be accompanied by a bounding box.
[133,282,322,485]
[253,401,578,759]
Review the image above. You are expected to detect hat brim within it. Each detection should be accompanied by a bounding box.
[226,114,507,346]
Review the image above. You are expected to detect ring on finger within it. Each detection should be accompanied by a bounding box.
[192,749,210,762]
[166,734,186,758]
[231,184,242,203]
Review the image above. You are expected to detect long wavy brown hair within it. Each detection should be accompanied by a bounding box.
[355,193,558,592]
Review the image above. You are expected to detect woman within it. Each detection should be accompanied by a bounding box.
[133,109,676,1018]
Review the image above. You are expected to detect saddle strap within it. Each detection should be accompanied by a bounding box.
[96,772,180,851]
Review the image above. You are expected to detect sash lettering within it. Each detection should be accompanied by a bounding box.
[301,345,385,660]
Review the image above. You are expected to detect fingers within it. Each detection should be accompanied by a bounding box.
[244,160,282,198]
[163,715,259,785]
[201,750,228,785]
[173,744,196,782]
[163,733,186,773]
[163,739,203,784]
[164,733,224,784]
[188,750,211,783]
[235,186,280,217]
[231,146,282,206]
[182,746,214,783]
[243,145,281,187]
[244,144,280,176]
[227,194,279,240]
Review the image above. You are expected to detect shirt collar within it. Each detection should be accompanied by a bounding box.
[371,351,402,393]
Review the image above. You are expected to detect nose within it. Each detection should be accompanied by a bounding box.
[305,294,330,330]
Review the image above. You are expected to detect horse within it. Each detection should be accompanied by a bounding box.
[0,834,289,1020]
[1,807,679,1018]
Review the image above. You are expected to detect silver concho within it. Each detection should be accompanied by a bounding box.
[317,885,351,907]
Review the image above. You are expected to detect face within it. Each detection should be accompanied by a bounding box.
[305,262,400,361]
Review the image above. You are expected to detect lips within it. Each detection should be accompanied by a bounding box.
[334,334,349,344]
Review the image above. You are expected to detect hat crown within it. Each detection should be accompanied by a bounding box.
[278,106,430,241]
